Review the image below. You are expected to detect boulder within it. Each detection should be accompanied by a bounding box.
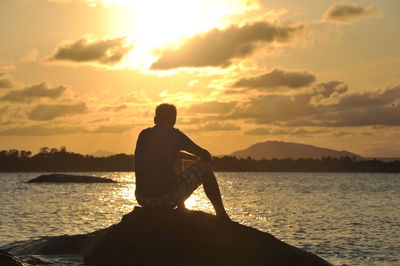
[87,207,332,266]
[2,208,332,266]
[0,249,29,266]
[26,174,116,183]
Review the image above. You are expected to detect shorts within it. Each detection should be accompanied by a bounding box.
[135,160,210,208]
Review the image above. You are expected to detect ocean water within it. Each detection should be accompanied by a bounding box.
[0,172,399,265]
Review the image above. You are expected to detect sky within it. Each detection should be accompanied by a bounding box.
[0,0,399,157]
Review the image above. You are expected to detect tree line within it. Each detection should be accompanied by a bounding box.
[1,147,400,172]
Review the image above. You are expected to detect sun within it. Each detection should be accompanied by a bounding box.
[102,0,258,69]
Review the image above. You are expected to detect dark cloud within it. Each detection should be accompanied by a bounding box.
[0,124,132,136]
[0,78,13,89]
[312,81,348,101]
[229,93,315,123]
[101,104,127,112]
[233,69,316,90]
[0,106,9,119]
[333,86,399,110]
[187,122,241,132]
[245,127,325,136]
[0,125,84,136]
[49,36,133,65]
[27,103,88,121]
[90,125,132,134]
[151,21,304,69]
[323,2,382,23]
[187,101,236,114]
[311,106,400,127]
[245,127,276,135]
[226,84,400,127]
[0,83,66,102]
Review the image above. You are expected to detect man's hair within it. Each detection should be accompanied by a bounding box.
[155,103,177,125]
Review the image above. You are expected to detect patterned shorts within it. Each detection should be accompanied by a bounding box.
[136,160,211,208]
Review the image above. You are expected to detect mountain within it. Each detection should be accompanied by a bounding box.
[231,141,362,160]
[92,150,114,157]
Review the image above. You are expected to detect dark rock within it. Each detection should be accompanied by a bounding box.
[1,229,108,257]
[22,256,48,265]
[26,174,116,183]
[85,207,331,266]
[0,249,30,266]
[2,207,332,266]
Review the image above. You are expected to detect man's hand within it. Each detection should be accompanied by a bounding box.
[176,151,198,161]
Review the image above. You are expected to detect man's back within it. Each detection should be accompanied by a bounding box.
[133,103,229,220]
[134,125,195,196]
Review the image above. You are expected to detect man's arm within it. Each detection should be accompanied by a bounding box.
[176,151,198,161]
[178,131,213,162]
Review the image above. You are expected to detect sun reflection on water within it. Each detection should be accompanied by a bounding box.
[184,189,213,212]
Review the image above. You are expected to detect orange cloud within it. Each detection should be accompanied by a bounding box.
[27,103,88,121]
[0,83,66,102]
[49,36,133,65]
[151,21,304,69]
[323,2,382,23]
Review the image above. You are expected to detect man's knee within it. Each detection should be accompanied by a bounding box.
[197,159,213,170]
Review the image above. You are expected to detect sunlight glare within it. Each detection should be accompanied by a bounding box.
[104,0,259,69]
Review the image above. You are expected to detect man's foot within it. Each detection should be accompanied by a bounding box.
[216,211,231,222]
[176,202,188,212]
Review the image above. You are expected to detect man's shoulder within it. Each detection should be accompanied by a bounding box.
[172,127,189,137]
[139,127,155,135]
[139,126,188,139]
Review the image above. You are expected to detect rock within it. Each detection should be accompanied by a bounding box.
[1,229,108,257]
[0,249,30,266]
[26,174,116,183]
[2,207,332,266]
[86,207,331,266]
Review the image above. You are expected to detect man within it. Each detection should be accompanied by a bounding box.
[134,103,230,220]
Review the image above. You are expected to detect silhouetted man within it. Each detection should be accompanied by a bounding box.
[134,103,230,220]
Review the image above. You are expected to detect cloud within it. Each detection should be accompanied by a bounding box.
[229,93,315,123]
[0,78,13,89]
[232,69,316,90]
[0,106,9,119]
[0,83,66,102]
[151,21,304,69]
[0,124,132,136]
[0,60,15,70]
[90,125,132,134]
[27,103,88,121]
[187,101,236,114]
[245,127,325,136]
[49,36,133,65]
[118,91,149,104]
[101,104,127,112]
[313,81,348,98]
[188,122,241,132]
[227,84,400,127]
[0,125,84,136]
[311,81,348,104]
[21,49,38,62]
[332,85,399,110]
[323,2,382,23]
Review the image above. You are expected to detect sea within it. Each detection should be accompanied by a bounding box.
[0,172,399,266]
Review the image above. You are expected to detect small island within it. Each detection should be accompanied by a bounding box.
[26,173,116,183]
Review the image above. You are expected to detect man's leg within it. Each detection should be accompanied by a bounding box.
[202,163,230,220]
[176,201,187,211]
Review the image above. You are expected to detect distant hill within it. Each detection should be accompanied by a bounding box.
[231,141,362,160]
[92,150,114,157]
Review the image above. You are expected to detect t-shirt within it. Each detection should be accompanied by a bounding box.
[134,125,209,197]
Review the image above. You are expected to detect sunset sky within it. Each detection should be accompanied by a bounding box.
[1,0,399,157]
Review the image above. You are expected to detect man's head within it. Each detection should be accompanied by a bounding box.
[154,103,177,126]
